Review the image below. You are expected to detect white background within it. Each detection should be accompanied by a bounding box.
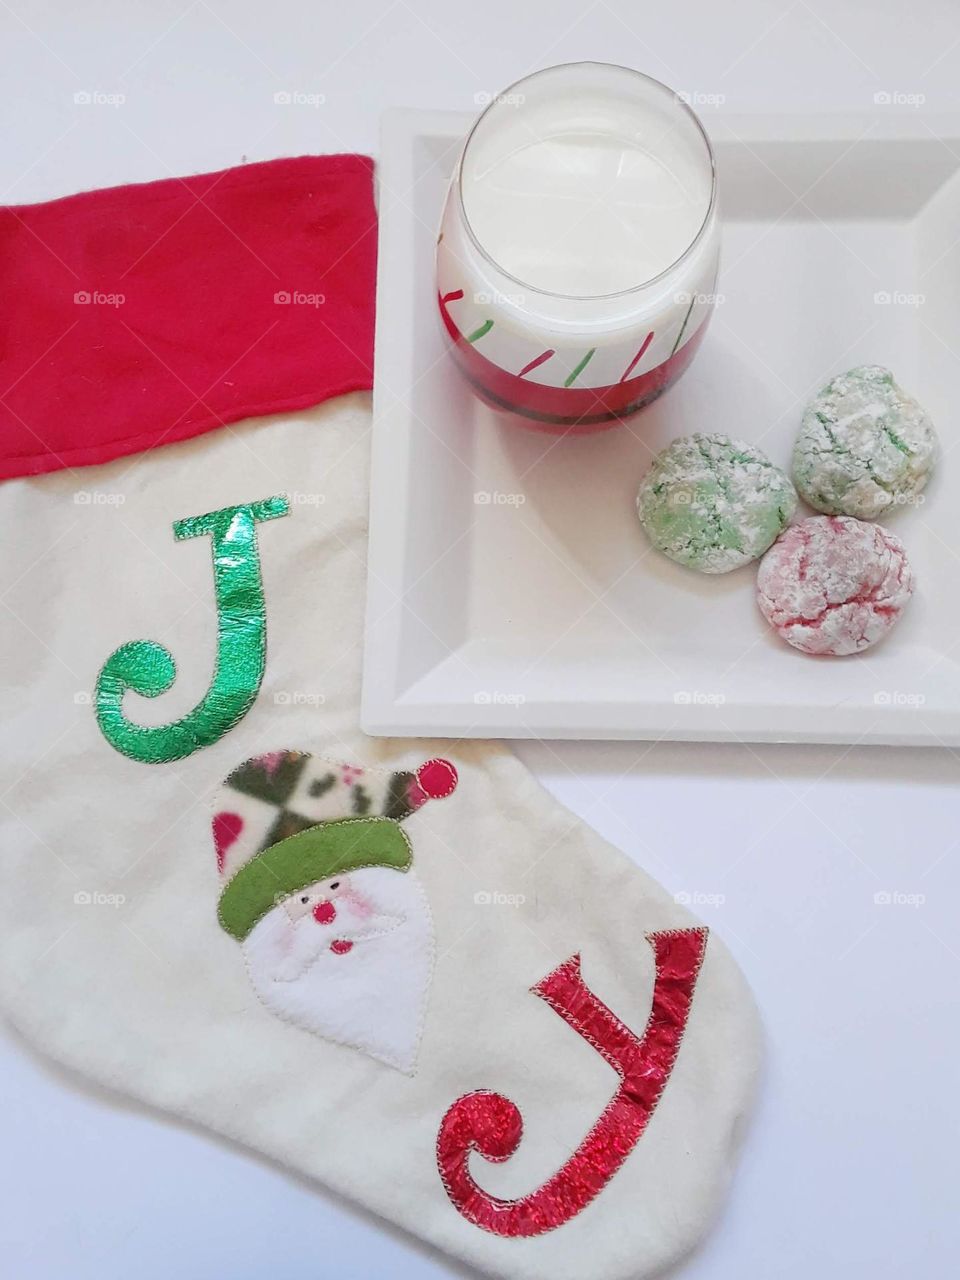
[2,2,960,1277]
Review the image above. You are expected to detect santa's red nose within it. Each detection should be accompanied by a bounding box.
[312,900,336,925]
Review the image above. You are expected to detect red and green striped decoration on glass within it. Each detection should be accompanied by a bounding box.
[437,287,712,431]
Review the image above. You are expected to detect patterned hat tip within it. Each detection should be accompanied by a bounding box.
[410,758,458,807]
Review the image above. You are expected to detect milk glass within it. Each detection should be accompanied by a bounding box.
[437,62,719,430]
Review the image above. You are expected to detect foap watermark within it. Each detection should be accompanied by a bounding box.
[74,489,125,506]
[874,90,925,107]
[474,490,526,507]
[674,890,726,908]
[874,890,925,908]
[287,490,326,507]
[874,290,925,308]
[74,890,126,908]
[473,889,526,907]
[273,690,326,707]
[474,690,526,707]
[874,690,926,708]
[886,491,926,507]
[674,690,726,707]
[73,691,92,706]
[74,90,125,108]
[275,290,325,307]
[675,89,726,108]
[474,288,526,306]
[674,289,725,307]
[473,90,525,108]
[74,290,125,307]
[273,90,326,107]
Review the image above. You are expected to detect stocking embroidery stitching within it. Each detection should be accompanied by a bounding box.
[436,927,708,1236]
[213,750,457,1074]
[94,494,289,763]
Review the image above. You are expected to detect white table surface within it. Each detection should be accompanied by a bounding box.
[3,2,960,1277]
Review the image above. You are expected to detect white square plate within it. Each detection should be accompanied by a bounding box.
[363,109,960,744]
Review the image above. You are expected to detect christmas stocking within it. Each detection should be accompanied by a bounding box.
[0,157,760,1280]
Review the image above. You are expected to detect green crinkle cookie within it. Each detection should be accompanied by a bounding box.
[792,365,938,519]
[636,433,798,574]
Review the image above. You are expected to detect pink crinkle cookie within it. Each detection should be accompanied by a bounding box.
[757,515,914,656]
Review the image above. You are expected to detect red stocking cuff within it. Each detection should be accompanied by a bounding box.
[0,154,377,480]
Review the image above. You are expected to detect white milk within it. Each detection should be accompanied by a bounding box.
[460,82,712,299]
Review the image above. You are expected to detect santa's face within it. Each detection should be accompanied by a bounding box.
[242,865,433,1073]
[281,873,366,929]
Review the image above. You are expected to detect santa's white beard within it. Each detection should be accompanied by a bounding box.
[242,867,433,1073]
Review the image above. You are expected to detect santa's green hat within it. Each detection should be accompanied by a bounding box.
[212,751,457,941]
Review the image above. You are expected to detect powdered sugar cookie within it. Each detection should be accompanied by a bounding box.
[793,365,938,519]
[757,515,914,656]
[636,433,797,574]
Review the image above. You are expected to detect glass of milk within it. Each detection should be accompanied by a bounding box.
[437,62,719,430]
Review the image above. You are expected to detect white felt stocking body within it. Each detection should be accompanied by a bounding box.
[0,394,760,1280]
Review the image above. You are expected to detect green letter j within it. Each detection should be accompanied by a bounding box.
[95,495,289,764]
